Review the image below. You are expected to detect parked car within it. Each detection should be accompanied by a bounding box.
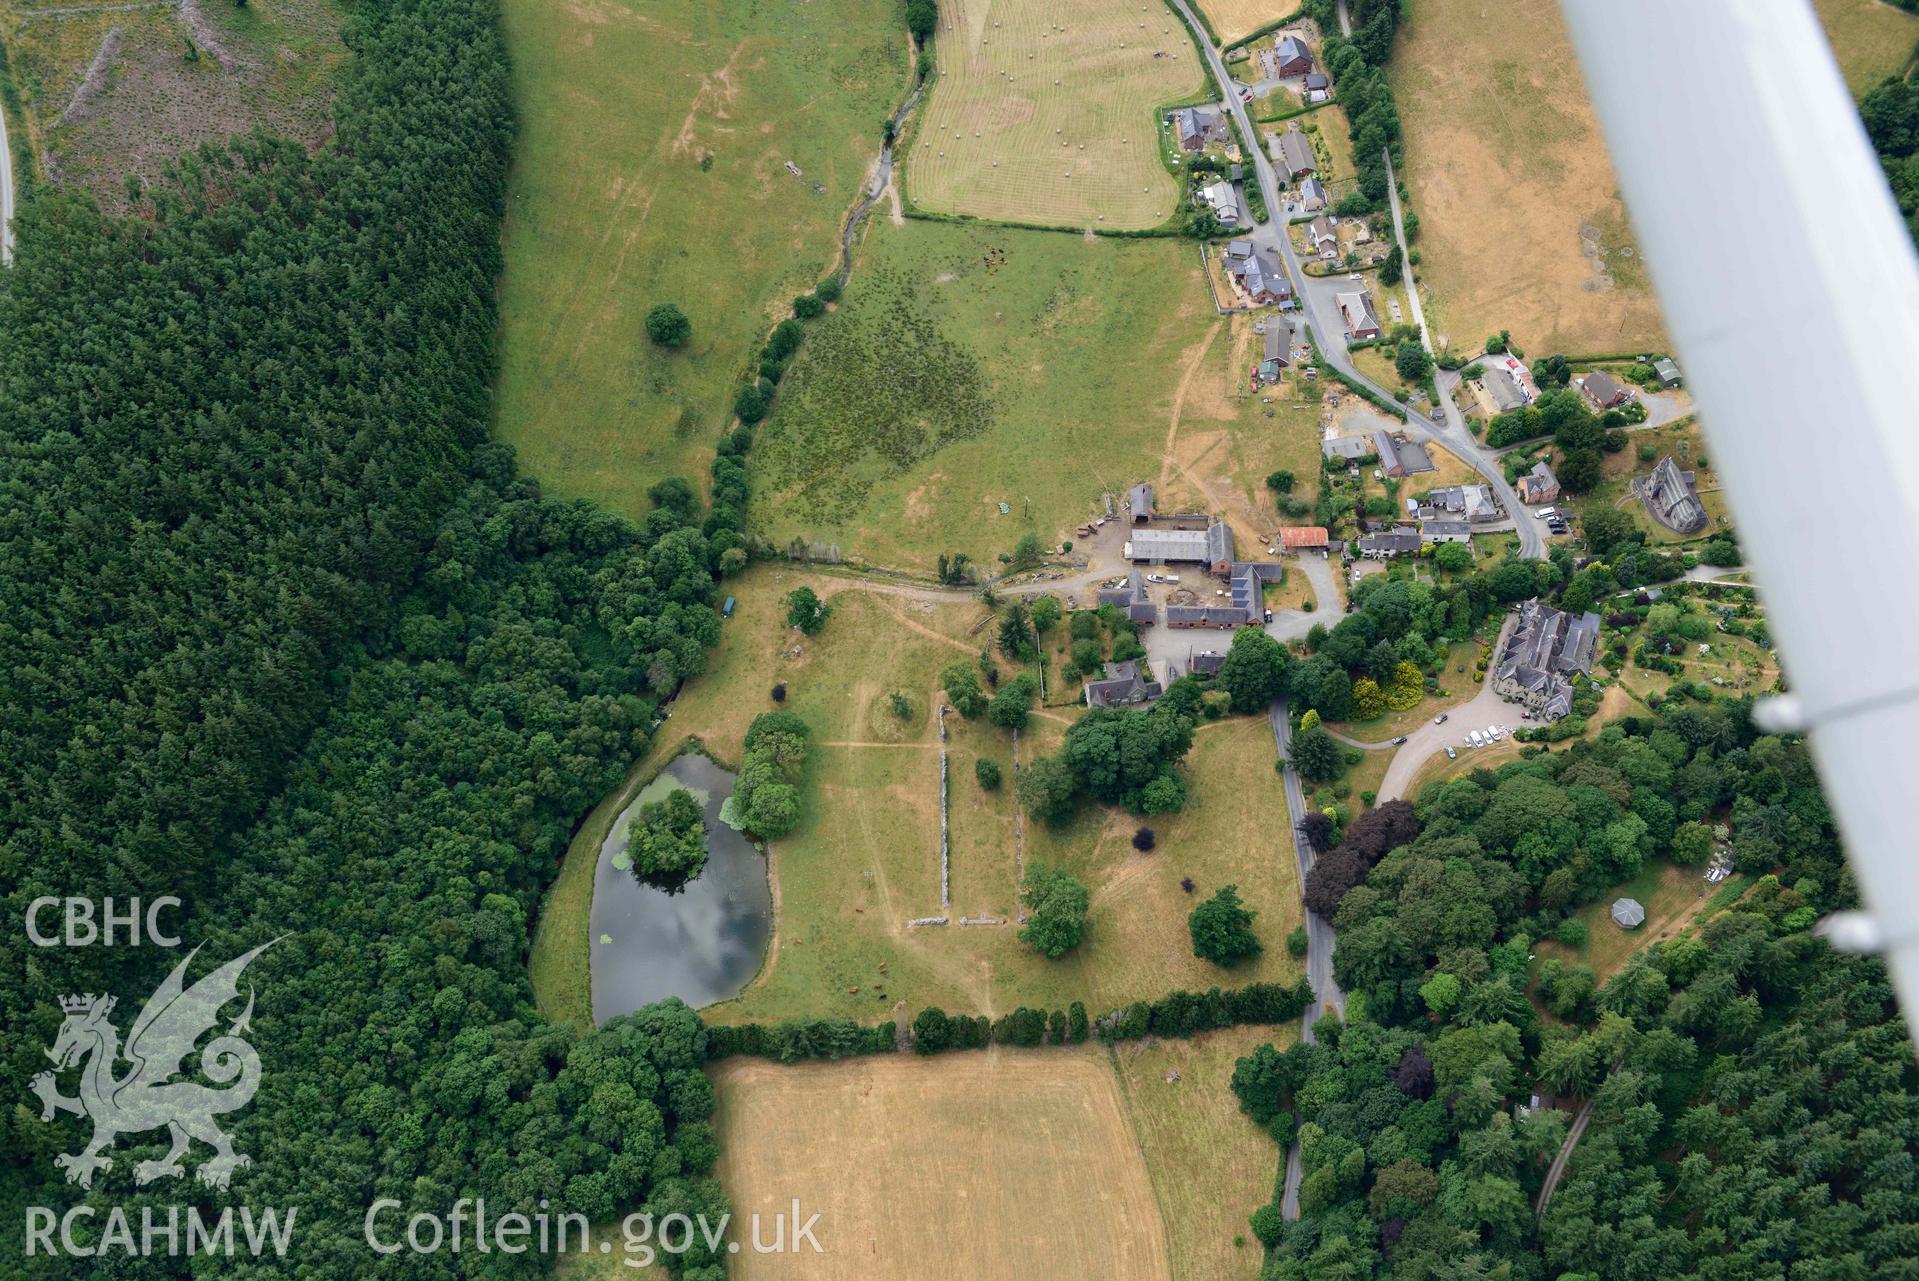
[1391,735,1408,746]
[1469,731,1485,747]
[1486,725,1502,741]
[1434,713,1448,724]
[1446,746,1457,760]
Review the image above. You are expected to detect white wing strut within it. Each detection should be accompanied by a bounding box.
[1558,0,1919,1036]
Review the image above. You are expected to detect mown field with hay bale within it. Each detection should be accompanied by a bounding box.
[905,0,1205,229]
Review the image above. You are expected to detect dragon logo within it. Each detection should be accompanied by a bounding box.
[30,941,275,1190]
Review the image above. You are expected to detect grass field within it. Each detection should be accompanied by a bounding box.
[1390,0,1668,356]
[5,0,346,205]
[1815,0,1919,94]
[905,0,1203,228]
[709,1050,1171,1280]
[493,0,910,523]
[749,216,1221,571]
[1111,1026,1293,1281]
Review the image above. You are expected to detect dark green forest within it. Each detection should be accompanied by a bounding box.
[1235,701,1919,1280]
[0,0,731,1273]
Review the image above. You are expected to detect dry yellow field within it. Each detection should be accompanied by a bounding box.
[710,1050,1172,1281]
[1198,0,1296,45]
[1392,0,1669,356]
[1111,1026,1292,1281]
[906,0,1205,228]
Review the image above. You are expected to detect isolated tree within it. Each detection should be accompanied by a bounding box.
[1217,628,1290,713]
[785,586,830,634]
[974,757,1002,790]
[771,683,787,703]
[1396,338,1433,382]
[646,302,691,347]
[998,601,1036,660]
[1266,469,1296,494]
[1288,723,1342,781]
[1190,884,1262,965]
[1132,826,1156,852]
[1019,862,1090,958]
[888,691,912,719]
[628,787,707,886]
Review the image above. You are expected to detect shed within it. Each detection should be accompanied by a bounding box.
[1653,357,1682,387]
[1611,898,1647,929]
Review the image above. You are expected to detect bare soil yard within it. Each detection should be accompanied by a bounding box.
[1391,0,1668,356]
[907,0,1203,229]
[710,1050,1172,1281]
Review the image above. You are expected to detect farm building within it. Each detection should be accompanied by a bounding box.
[1277,526,1330,554]
[1125,521,1236,575]
[1373,431,1435,477]
[1173,107,1226,152]
[1481,365,1530,412]
[1321,435,1375,462]
[1611,898,1647,929]
[1259,34,1315,79]
[1097,569,1159,627]
[1128,482,1155,523]
[1188,650,1227,676]
[1276,127,1317,179]
[1493,598,1601,720]
[1085,660,1163,708]
[1336,289,1381,340]
[1653,356,1683,387]
[1165,562,1279,628]
[1576,369,1630,410]
[1355,530,1421,559]
[1517,461,1560,505]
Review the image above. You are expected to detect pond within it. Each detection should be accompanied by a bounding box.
[589,752,772,1023]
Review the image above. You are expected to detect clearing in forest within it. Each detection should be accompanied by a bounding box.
[1390,0,1668,356]
[905,0,1203,229]
[493,0,910,522]
[710,1050,1172,1281]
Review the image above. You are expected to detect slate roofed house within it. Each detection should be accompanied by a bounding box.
[1278,526,1329,553]
[1374,429,1406,477]
[1189,650,1228,676]
[1302,71,1331,100]
[1611,898,1647,929]
[1336,289,1381,341]
[1223,238,1254,266]
[1201,180,1240,225]
[1299,175,1328,212]
[1356,530,1421,559]
[1482,364,1529,412]
[1096,568,1159,626]
[1306,215,1339,257]
[1085,659,1163,709]
[1578,369,1630,410]
[1278,128,1317,179]
[1420,483,1502,523]
[1261,319,1295,378]
[1229,246,1293,307]
[1420,520,1472,544]
[1492,598,1601,721]
[1517,460,1560,505]
[1261,33,1315,79]
[1174,107,1222,152]
[1128,482,1155,523]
